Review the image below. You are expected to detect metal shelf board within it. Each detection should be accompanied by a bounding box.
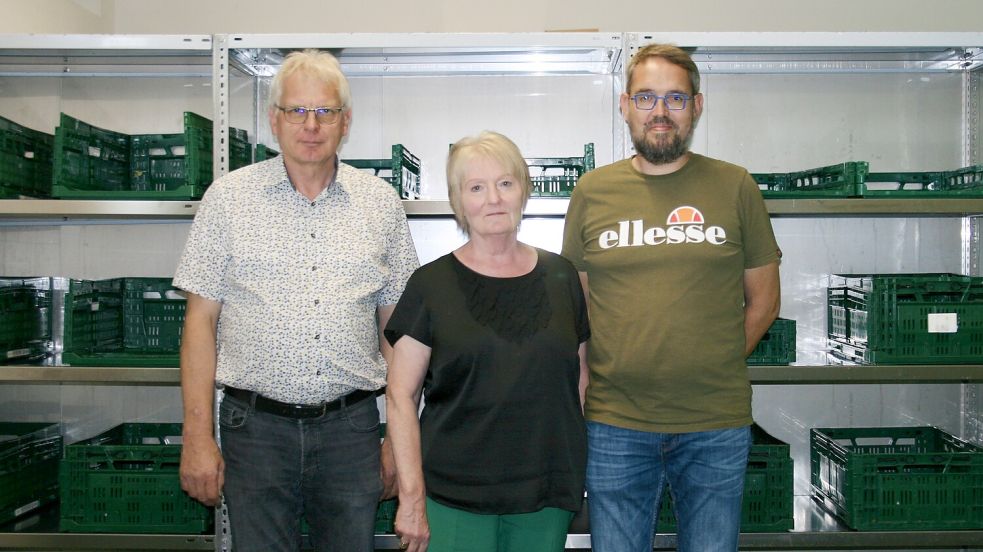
[224,33,623,77]
[749,364,983,384]
[0,533,213,550]
[0,200,199,220]
[4,198,983,220]
[765,198,983,216]
[0,34,213,77]
[0,366,180,385]
[626,33,983,74]
[3,365,978,386]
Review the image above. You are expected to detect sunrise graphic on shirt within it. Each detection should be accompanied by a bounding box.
[666,206,704,225]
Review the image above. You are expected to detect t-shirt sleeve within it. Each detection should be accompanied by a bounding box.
[569,261,591,343]
[738,171,781,269]
[383,271,432,347]
[561,184,588,272]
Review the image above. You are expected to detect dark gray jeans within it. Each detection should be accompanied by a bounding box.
[219,392,383,552]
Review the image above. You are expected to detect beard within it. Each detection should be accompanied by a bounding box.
[631,115,695,166]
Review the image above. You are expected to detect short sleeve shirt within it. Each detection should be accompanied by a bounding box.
[561,154,779,432]
[173,157,420,404]
[384,250,590,514]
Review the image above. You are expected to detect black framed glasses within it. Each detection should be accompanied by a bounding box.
[276,105,345,125]
[628,93,691,111]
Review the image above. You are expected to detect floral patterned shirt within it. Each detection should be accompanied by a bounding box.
[174,156,419,403]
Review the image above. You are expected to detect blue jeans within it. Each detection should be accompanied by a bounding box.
[586,422,750,552]
[220,392,383,552]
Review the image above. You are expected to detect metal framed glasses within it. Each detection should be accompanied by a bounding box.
[628,92,692,111]
[276,105,345,125]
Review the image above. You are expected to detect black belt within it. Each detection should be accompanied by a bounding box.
[223,386,377,419]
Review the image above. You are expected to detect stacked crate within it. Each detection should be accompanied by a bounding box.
[0,116,54,198]
[59,422,212,533]
[62,277,185,367]
[0,422,61,525]
[527,143,594,197]
[52,112,250,200]
[811,426,983,530]
[0,277,55,363]
[346,144,422,199]
[827,273,983,364]
[655,424,793,533]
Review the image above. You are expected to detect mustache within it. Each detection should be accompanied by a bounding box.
[645,116,678,132]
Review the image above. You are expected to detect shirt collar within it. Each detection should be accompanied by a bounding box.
[267,155,349,199]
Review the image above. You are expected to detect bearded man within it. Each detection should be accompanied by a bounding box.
[561,43,782,552]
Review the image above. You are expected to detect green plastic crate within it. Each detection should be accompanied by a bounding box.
[62,277,185,367]
[254,143,279,162]
[860,166,983,197]
[528,143,594,197]
[655,424,793,533]
[0,115,54,198]
[943,165,983,193]
[347,144,422,199]
[811,426,983,531]
[52,112,250,200]
[747,318,796,365]
[755,161,867,198]
[0,422,61,525]
[827,273,983,364]
[0,277,54,362]
[59,423,212,534]
[51,113,130,196]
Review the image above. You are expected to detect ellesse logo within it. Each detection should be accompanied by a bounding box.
[598,206,727,249]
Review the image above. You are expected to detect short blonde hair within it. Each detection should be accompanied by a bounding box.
[446,131,532,235]
[268,49,351,112]
[627,43,700,96]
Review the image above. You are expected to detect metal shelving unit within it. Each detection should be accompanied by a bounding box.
[7,197,983,220]
[2,31,983,551]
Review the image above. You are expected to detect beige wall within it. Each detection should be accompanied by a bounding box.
[0,0,114,33]
[1,0,982,34]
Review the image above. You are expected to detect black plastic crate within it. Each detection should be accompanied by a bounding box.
[811,426,983,530]
[0,115,54,198]
[59,423,212,533]
[747,318,796,365]
[0,422,61,525]
[62,277,185,367]
[827,273,983,364]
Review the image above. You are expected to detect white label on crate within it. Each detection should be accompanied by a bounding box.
[6,348,29,359]
[90,301,99,311]
[927,313,958,333]
[14,500,40,517]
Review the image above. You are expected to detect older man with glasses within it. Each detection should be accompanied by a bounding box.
[174,49,419,552]
[562,43,782,552]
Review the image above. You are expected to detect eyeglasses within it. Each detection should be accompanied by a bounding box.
[628,93,692,111]
[276,105,345,125]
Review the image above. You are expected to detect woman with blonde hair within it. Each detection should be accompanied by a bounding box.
[385,131,589,552]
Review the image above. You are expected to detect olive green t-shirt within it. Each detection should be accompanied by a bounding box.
[561,154,780,432]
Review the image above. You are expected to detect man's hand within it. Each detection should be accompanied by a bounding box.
[180,434,225,507]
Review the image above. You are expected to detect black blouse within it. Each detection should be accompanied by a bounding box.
[385,249,590,514]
